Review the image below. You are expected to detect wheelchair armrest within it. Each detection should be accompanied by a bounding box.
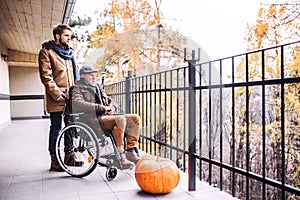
[69,112,85,117]
[66,112,85,122]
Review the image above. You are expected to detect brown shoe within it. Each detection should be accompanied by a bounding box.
[125,148,140,164]
[50,155,64,172]
[120,153,134,169]
[64,151,84,166]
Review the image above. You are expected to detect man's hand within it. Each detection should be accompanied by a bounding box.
[105,106,114,115]
[56,94,66,102]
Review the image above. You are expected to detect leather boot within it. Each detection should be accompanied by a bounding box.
[64,151,84,166]
[50,155,64,172]
[125,148,140,164]
[120,153,134,169]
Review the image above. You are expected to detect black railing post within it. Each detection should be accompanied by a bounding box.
[125,70,133,113]
[185,48,200,191]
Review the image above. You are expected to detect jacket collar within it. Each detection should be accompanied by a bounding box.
[78,78,98,94]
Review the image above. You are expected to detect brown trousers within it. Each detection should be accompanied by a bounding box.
[100,114,140,153]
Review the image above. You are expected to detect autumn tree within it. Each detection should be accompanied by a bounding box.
[231,3,300,199]
[88,0,187,82]
[68,14,93,65]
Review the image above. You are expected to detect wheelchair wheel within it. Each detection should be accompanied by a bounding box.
[56,122,99,178]
[106,167,118,181]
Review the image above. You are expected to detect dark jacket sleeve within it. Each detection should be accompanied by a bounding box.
[70,84,106,115]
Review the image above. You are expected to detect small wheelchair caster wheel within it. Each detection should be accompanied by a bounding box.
[106,167,117,181]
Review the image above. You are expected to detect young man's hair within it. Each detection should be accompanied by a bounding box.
[52,24,72,39]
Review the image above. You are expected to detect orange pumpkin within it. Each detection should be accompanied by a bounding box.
[134,155,180,194]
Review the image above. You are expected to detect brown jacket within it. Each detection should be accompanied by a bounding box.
[38,41,75,112]
[68,78,111,127]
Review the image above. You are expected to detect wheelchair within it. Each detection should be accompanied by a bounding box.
[55,111,133,181]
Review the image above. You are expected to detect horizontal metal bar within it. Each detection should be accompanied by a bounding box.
[197,156,300,196]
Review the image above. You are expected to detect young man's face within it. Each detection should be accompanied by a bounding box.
[56,29,72,47]
[83,73,96,85]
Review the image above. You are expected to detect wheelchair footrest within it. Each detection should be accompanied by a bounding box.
[99,153,116,159]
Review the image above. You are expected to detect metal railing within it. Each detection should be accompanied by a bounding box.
[105,41,300,200]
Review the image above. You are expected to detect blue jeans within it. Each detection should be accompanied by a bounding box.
[49,112,73,155]
[49,112,63,155]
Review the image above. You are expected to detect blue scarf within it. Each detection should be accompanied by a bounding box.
[43,40,79,80]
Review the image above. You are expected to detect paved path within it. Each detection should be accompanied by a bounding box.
[0,119,237,200]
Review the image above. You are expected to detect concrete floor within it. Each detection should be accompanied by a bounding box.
[0,119,237,200]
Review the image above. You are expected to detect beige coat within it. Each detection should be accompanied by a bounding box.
[38,47,75,112]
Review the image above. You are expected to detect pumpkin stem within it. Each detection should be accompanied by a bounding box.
[156,155,160,162]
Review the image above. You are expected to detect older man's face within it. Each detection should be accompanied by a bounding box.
[83,73,96,85]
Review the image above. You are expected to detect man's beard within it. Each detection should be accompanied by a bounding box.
[90,82,97,86]
[87,80,96,86]
[59,38,69,48]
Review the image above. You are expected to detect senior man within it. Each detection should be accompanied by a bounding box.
[69,66,140,168]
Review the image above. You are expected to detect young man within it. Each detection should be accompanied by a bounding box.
[38,24,82,171]
[69,66,140,168]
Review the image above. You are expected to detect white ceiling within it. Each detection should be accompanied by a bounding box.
[0,0,75,67]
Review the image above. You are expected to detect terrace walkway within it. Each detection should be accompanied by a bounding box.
[0,119,237,200]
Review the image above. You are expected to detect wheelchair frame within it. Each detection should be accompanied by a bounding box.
[55,112,132,181]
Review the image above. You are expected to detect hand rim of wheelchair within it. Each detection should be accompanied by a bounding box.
[55,122,100,178]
